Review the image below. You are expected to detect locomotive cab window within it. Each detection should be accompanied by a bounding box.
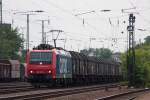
[30,52,52,64]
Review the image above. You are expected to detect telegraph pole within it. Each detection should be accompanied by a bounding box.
[23,13,34,51]
[42,20,45,44]
[89,37,96,48]
[0,0,2,24]
[14,10,44,50]
[37,20,49,44]
[26,14,29,50]
[127,13,136,87]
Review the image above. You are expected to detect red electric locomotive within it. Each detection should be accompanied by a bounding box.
[26,44,72,87]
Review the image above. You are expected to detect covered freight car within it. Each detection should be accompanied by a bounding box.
[69,51,122,84]
[0,59,23,82]
[0,60,11,81]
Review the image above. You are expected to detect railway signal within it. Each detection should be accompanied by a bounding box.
[127,13,136,87]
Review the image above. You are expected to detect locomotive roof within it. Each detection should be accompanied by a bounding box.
[30,49,71,57]
[54,49,71,57]
[30,50,51,52]
[31,44,120,64]
[69,51,120,64]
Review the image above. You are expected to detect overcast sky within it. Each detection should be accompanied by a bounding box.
[2,0,150,52]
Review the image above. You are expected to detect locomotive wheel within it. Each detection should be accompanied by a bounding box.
[46,84,52,88]
[52,80,56,87]
[32,83,40,88]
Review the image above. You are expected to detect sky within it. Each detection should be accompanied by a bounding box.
[2,0,150,52]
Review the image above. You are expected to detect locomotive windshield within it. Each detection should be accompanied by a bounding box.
[30,52,52,64]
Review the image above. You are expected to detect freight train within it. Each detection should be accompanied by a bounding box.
[26,44,122,87]
[0,59,25,82]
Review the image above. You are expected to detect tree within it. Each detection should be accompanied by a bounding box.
[80,48,113,59]
[134,47,150,87]
[80,49,90,56]
[95,48,112,59]
[0,26,24,59]
[121,38,150,87]
[144,36,150,44]
[120,53,128,80]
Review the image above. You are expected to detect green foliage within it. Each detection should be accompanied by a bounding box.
[20,49,27,63]
[0,27,24,59]
[121,36,150,87]
[120,53,128,80]
[80,48,113,59]
[134,44,150,87]
[144,36,150,44]
[95,48,112,59]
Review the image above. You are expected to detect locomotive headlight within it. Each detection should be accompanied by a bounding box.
[48,70,51,74]
[30,70,33,73]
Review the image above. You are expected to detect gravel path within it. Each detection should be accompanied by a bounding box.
[135,91,150,100]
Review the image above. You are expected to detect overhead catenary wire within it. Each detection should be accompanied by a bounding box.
[16,0,129,38]
[5,0,149,52]
[128,0,150,25]
[39,0,106,36]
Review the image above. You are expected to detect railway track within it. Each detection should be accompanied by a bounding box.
[0,82,45,95]
[0,83,122,100]
[96,88,150,100]
[0,82,29,86]
[0,85,32,89]
[0,82,31,89]
[0,86,36,94]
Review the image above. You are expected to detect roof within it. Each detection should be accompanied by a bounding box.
[0,59,11,65]
[55,49,71,57]
[9,60,20,65]
[0,59,20,66]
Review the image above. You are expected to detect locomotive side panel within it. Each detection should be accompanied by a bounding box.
[0,63,11,81]
[56,55,72,79]
[9,60,20,79]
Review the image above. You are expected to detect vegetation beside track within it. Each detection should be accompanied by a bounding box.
[0,26,24,59]
[121,36,150,87]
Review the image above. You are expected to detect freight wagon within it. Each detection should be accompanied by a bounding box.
[70,51,121,84]
[0,59,25,82]
[0,60,11,81]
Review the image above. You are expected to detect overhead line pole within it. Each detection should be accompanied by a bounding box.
[27,14,29,50]
[37,19,49,44]
[121,8,138,87]
[21,13,36,51]
[0,0,2,24]
[14,10,44,50]
[127,13,136,87]
[22,13,35,51]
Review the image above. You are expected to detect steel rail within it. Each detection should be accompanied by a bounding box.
[0,85,32,89]
[96,88,150,100]
[0,86,35,94]
[0,83,122,100]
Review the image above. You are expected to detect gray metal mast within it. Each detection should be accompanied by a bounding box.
[26,14,29,50]
[37,19,49,44]
[0,0,2,24]
[127,13,136,87]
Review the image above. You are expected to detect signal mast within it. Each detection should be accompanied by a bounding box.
[122,7,137,87]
